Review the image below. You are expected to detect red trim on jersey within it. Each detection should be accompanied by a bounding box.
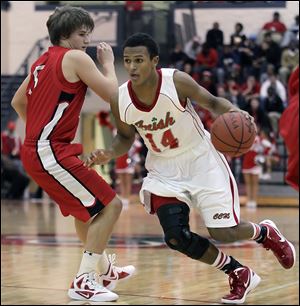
[217,153,239,225]
[179,98,187,108]
[127,69,162,112]
[229,175,239,224]
[150,193,182,214]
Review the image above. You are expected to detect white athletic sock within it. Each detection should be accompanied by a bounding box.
[97,250,110,274]
[250,222,261,240]
[212,250,231,270]
[77,250,102,275]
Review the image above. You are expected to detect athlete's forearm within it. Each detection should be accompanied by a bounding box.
[209,96,239,115]
[110,132,135,158]
[101,62,118,93]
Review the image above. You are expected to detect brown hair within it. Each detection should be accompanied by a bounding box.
[46,6,94,45]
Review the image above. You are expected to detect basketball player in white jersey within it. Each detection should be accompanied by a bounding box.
[85,33,295,304]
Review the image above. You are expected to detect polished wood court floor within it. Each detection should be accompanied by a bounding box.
[1,196,299,305]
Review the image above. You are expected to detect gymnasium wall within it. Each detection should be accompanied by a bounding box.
[174,1,299,45]
[1,1,299,143]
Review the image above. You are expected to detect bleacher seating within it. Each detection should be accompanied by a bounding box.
[1,75,26,130]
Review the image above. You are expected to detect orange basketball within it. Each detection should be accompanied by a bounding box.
[210,111,256,157]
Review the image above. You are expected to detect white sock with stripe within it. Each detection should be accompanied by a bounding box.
[212,250,231,270]
[212,250,243,274]
[250,222,262,240]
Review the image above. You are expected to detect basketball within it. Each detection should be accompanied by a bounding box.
[210,111,256,157]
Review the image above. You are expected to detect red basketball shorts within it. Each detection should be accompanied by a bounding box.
[21,141,116,222]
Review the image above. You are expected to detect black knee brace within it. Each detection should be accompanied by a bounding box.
[156,203,209,260]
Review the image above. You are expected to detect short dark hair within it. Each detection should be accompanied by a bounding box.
[47,6,94,45]
[122,33,159,59]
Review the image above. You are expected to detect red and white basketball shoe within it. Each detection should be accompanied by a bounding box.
[68,272,118,302]
[100,253,136,291]
[259,219,296,269]
[221,266,261,304]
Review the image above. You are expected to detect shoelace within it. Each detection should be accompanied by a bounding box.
[107,253,124,274]
[108,253,117,266]
[86,272,104,289]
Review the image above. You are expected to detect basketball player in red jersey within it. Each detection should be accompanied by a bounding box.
[11,6,135,302]
[85,33,296,304]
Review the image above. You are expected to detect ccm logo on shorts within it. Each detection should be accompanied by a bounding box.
[213,213,231,219]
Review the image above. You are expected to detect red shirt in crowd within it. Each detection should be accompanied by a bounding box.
[263,21,287,33]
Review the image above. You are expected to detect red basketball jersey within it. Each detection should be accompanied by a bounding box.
[21,46,116,222]
[25,46,87,142]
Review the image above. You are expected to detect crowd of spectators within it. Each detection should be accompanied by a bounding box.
[169,12,298,139]
[169,12,299,182]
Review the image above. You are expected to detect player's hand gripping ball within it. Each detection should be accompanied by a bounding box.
[211,111,256,157]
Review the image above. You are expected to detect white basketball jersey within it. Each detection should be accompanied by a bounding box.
[118,68,209,157]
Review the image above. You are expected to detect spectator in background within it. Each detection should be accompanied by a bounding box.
[217,85,231,101]
[225,76,240,107]
[230,22,246,47]
[261,11,287,44]
[281,15,299,47]
[1,121,22,159]
[237,38,256,79]
[242,128,274,208]
[262,12,287,34]
[125,1,143,35]
[184,36,202,65]
[244,97,273,133]
[206,22,224,51]
[195,42,218,76]
[240,75,260,104]
[169,43,188,70]
[263,85,285,138]
[247,35,267,80]
[216,44,234,85]
[1,120,29,199]
[279,39,299,86]
[259,63,276,84]
[198,70,217,96]
[260,32,282,71]
[260,74,286,107]
[182,61,199,82]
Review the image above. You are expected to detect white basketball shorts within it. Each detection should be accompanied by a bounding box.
[140,139,240,228]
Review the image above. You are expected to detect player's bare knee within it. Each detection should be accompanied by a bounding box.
[157,203,209,259]
[106,196,122,218]
[208,226,238,242]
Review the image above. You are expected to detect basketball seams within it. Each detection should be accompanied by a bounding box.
[211,131,253,150]
[211,112,256,157]
[221,113,241,144]
[234,112,244,156]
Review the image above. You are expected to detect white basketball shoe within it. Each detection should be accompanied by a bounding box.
[100,253,136,290]
[68,271,118,302]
